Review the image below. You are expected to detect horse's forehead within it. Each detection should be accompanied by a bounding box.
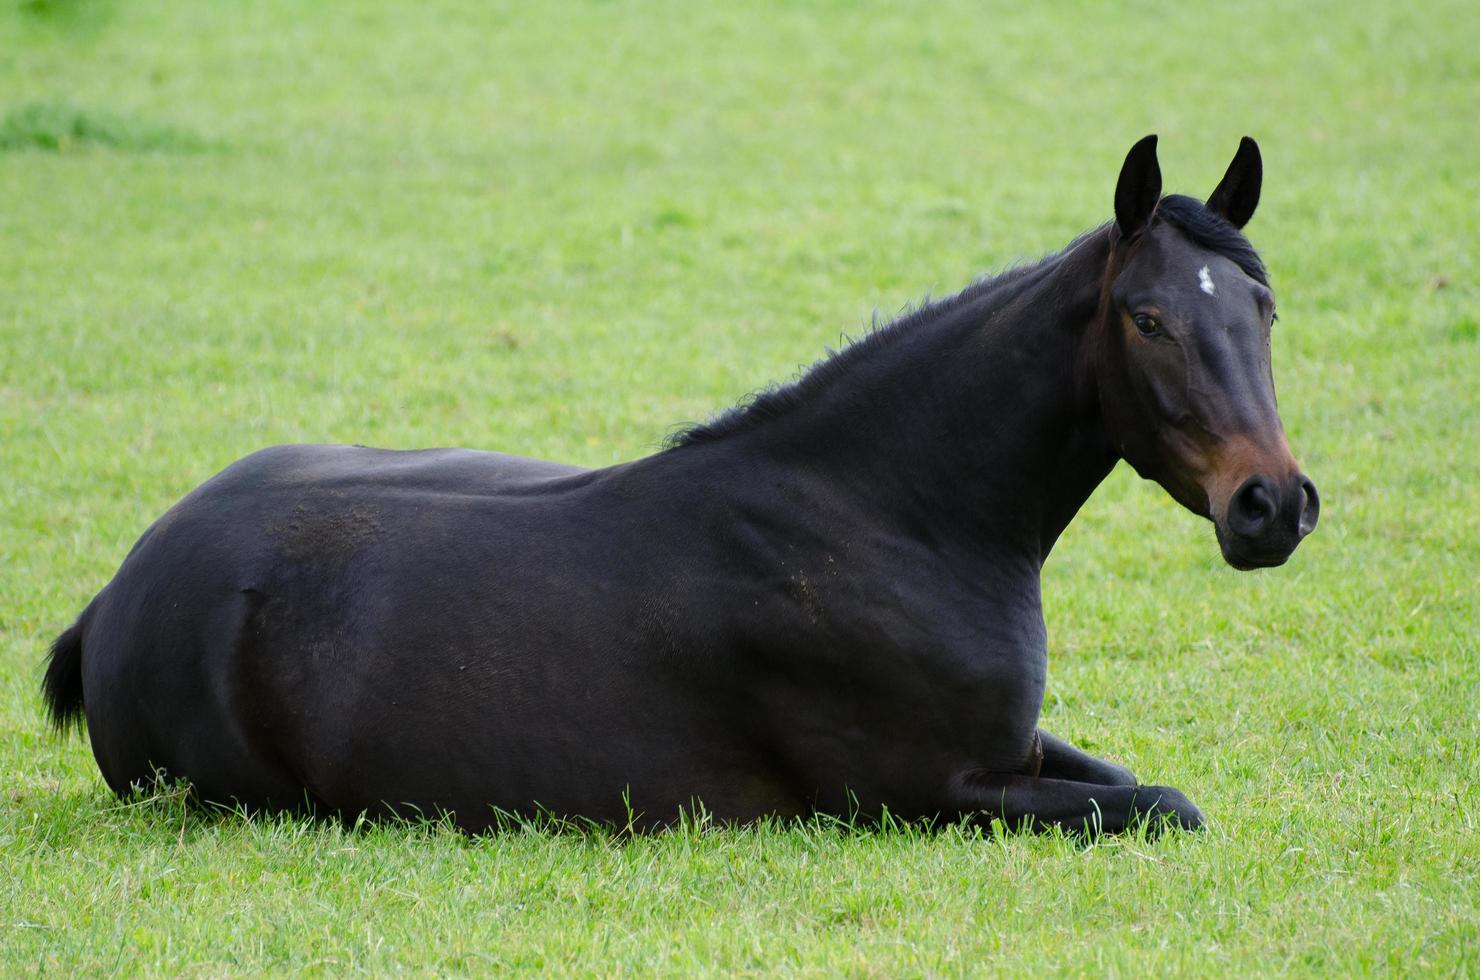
[1134,231,1259,302]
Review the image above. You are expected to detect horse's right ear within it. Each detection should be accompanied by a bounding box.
[1114,134,1162,238]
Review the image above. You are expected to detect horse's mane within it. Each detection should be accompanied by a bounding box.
[1156,194,1268,286]
[664,199,1265,450]
[663,240,1079,450]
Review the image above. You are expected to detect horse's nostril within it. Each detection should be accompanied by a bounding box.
[1229,476,1277,537]
[1298,477,1320,537]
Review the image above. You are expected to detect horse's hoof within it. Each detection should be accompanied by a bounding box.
[1132,785,1204,832]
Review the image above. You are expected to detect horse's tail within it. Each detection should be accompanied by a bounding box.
[43,609,89,735]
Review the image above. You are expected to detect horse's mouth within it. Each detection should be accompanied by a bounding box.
[1222,550,1290,571]
[1215,525,1298,570]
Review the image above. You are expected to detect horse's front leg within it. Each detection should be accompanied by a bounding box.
[946,769,1203,835]
[1037,729,1138,786]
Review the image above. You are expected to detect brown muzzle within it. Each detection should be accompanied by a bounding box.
[1209,437,1319,569]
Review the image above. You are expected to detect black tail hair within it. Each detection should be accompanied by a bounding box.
[43,618,86,735]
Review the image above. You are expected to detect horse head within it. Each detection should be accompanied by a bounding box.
[1094,135,1319,569]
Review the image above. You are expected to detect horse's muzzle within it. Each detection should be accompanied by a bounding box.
[1216,472,1319,569]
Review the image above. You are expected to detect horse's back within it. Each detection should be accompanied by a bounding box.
[205,442,591,498]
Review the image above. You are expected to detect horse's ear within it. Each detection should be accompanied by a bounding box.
[1114,135,1162,238]
[1207,136,1262,229]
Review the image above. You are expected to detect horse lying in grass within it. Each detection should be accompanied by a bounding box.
[44,135,1318,834]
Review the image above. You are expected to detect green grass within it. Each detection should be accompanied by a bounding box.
[3,0,1478,973]
[0,100,210,153]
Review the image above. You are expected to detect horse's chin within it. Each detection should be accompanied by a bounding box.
[1222,550,1289,571]
[1214,525,1295,570]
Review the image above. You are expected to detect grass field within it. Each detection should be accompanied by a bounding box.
[3,0,1478,973]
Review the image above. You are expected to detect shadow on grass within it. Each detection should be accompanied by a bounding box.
[19,776,1191,856]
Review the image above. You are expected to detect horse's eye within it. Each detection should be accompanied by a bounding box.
[1132,313,1161,336]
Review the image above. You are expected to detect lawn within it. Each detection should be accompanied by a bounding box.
[2,0,1478,973]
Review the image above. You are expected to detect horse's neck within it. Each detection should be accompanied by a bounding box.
[743,229,1118,564]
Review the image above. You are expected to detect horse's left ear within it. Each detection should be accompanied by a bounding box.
[1207,136,1262,229]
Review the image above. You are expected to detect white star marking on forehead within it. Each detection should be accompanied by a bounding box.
[1198,265,1216,296]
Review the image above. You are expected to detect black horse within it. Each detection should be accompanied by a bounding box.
[44,136,1318,833]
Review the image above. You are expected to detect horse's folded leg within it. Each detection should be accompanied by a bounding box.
[1037,729,1138,786]
[948,773,1203,835]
